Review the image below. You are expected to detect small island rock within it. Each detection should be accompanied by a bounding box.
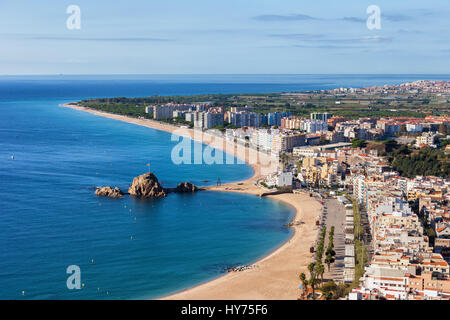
[95,186,124,198]
[128,172,167,198]
[176,182,198,193]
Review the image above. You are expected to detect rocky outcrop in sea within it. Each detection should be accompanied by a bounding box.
[175,182,198,193]
[95,186,124,198]
[95,172,202,199]
[128,172,167,198]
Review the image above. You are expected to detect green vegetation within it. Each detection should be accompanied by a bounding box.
[307,262,318,299]
[321,281,350,300]
[325,226,336,271]
[354,240,368,287]
[315,226,327,263]
[161,116,193,127]
[386,144,450,178]
[259,181,270,189]
[440,139,450,148]
[76,88,449,121]
[351,139,367,149]
[382,138,400,152]
[302,222,339,298]
[78,101,152,118]
[212,122,239,132]
[348,197,368,287]
[280,153,291,168]
[315,263,325,285]
[351,200,365,241]
[299,273,308,295]
[301,226,327,299]
[343,195,368,290]
[80,95,230,106]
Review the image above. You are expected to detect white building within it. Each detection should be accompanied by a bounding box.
[406,123,423,133]
[185,112,194,122]
[266,172,293,188]
[353,175,367,204]
[293,146,319,158]
[300,119,328,133]
[416,132,438,148]
[153,105,174,120]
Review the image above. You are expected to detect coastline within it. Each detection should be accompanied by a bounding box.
[162,192,321,300]
[60,103,275,180]
[61,103,321,300]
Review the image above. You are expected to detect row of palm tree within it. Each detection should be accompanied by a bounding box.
[325,226,336,271]
[299,226,337,299]
[299,226,326,299]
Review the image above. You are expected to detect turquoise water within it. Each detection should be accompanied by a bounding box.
[0,85,294,300]
[2,74,449,299]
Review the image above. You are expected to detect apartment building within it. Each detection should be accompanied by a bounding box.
[310,112,332,122]
[193,111,224,129]
[272,132,306,153]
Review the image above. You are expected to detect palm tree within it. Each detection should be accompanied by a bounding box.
[315,263,325,285]
[309,275,318,300]
[299,273,308,295]
[280,153,290,170]
[307,262,315,278]
[325,254,335,272]
[326,247,336,257]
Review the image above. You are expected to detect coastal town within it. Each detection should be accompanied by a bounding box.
[6,0,450,310]
[74,80,450,300]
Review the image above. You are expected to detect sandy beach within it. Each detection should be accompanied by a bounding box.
[61,103,321,300]
[164,191,321,300]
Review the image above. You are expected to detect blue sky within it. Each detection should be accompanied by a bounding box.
[0,0,449,74]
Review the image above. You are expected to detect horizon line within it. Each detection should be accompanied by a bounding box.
[1,73,450,77]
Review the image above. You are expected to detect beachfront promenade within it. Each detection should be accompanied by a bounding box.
[322,198,346,283]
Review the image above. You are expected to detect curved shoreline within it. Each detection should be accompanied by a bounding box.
[162,192,321,300]
[60,103,270,180]
[146,195,298,300]
[61,103,321,300]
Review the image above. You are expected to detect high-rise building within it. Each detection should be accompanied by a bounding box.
[311,112,332,122]
[226,111,262,127]
[185,112,194,122]
[150,104,193,120]
[281,116,303,130]
[152,105,174,120]
[272,132,306,153]
[194,112,224,129]
[301,119,328,133]
[267,112,291,126]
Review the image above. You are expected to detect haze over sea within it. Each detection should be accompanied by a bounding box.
[1,74,449,300]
